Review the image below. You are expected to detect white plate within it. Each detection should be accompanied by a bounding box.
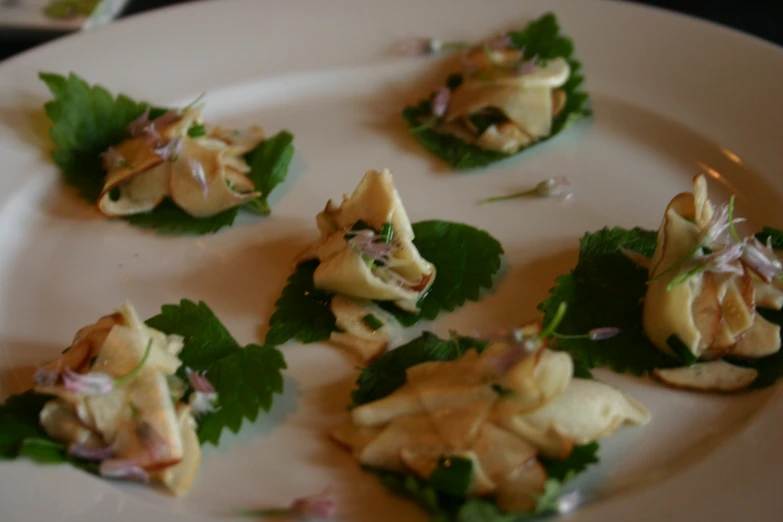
[0,1,782,521]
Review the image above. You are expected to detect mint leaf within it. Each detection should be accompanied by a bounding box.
[403,13,591,170]
[351,332,487,406]
[146,299,286,445]
[354,332,598,521]
[542,227,783,386]
[17,438,67,465]
[265,221,504,347]
[244,130,295,216]
[539,227,673,375]
[40,72,293,235]
[264,260,338,347]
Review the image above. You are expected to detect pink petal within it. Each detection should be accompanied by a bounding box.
[186,367,216,394]
[588,327,620,341]
[188,158,209,197]
[68,443,115,461]
[62,368,114,396]
[290,488,337,521]
[431,87,451,119]
[99,459,149,482]
[154,137,182,162]
[33,366,59,387]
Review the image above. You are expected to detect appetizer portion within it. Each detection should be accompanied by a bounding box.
[403,13,590,169]
[540,175,783,392]
[265,169,504,361]
[335,320,650,518]
[0,299,285,494]
[40,72,294,234]
[642,175,782,391]
[34,302,201,494]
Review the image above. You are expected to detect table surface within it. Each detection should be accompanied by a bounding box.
[1,0,781,62]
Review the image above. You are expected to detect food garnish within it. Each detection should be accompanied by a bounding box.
[481,176,574,204]
[264,169,504,361]
[0,300,285,494]
[540,175,783,392]
[39,72,294,234]
[333,309,649,519]
[236,487,337,521]
[402,13,590,169]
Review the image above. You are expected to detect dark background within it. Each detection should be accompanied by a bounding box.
[1,0,781,61]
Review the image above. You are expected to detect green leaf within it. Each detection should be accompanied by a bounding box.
[195,344,286,445]
[0,391,52,459]
[264,259,338,347]
[541,441,599,482]
[17,438,66,464]
[351,332,487,406]
[755,226,783,249]
[146,299,241,370]
[40,71,148,201]
[146,299,286,445]
[541,227,783,386]
[265,221,504,347]
[403,13,591,170]
[40,72,293,235]
[244,130,295,216]
[429,456,473,496]
[539,227,674,375]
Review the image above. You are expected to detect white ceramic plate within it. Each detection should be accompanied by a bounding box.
[1,1,782,521]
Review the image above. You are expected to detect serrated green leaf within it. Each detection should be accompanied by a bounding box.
[264,259,338,347]
[541,227,783,386]
[265,221,504,347]
[196,344,286,445]
[404,13,591,170]
[539,227,674,375]
[244,130,295,216]
[146,299,286,445]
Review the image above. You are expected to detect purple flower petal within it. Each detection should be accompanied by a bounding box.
[127,108,152,137]
[703,243,745,275]
[188,158,209,197]
[535,176,573,199]
[62,368,114,396]
[186,367,216,394]
[698,204,745,247]
[99,459,149,482]
[68,443,115,461]
[154,137,182,162]
[190,391,218,417]
[588,327,620,341]
[742,237,783,282]
[431,87,450,119]
[289,488,337,521]
[518,58,538,75]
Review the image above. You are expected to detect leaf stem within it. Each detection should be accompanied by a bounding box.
[480,188,537,204]
[727,195,741,243]
[647,243,702,284]
[539,302,567,340]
